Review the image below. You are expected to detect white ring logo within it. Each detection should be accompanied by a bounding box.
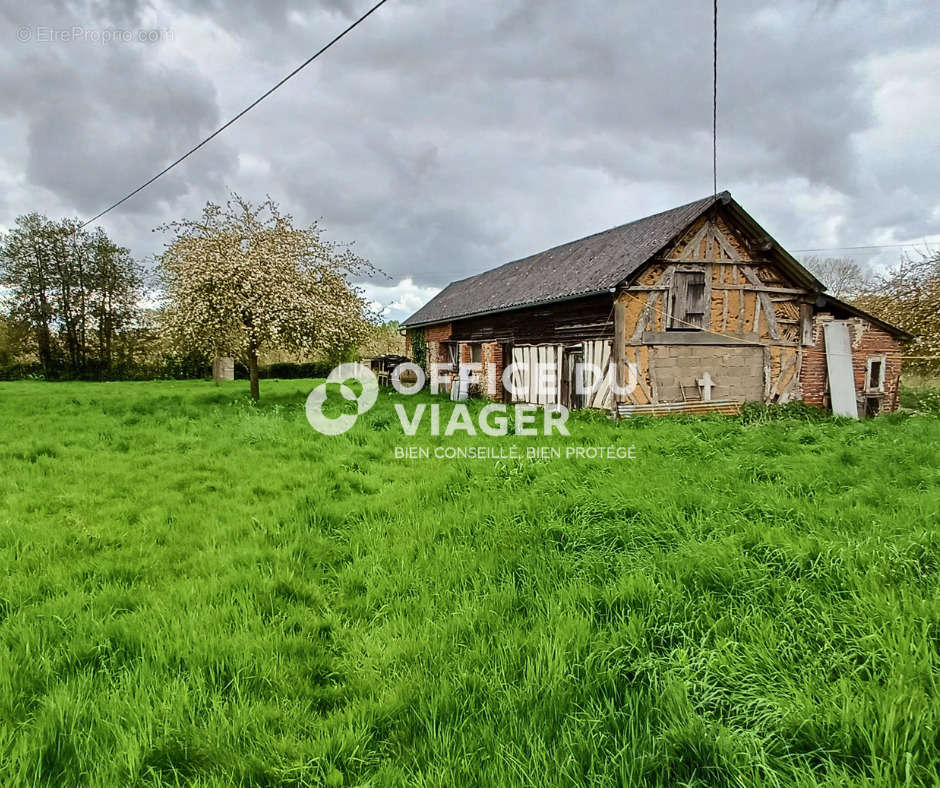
[305,363,379,435]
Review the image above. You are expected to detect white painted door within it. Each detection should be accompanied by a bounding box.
[824,321,859,419]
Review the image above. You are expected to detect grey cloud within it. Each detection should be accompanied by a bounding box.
[0,0,938,295]
[0,1,237,218]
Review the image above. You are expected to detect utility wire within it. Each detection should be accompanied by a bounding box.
[80,0,391,228]
[712,0,718,199]
[792,240,940,253]
[76,0,936,263]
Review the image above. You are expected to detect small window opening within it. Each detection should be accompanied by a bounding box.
[865,356,885,392]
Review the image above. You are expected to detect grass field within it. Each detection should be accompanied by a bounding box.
[0,379,938,787]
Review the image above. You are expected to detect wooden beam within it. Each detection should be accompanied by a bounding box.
[711,285,809,295]
[653,256,777,266]
[714,228,745,262]
[741,266,781,340]
[800,302,815,346]
[641,331,761,345]
[679,224,709,260]
[769,348,800,400]
[762,346,773,402]
[633,346,653,403]
[703,264,713,331]
[648,349,660,404]
[629,266,674,342]
[613,297,626,403]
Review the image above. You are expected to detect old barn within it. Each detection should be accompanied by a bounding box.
[403,193,910,418]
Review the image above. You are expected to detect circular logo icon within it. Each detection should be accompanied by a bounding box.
[305,363,379,435]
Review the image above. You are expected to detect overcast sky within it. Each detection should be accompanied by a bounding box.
[2,0,939,321]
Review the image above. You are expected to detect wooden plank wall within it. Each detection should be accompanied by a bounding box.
[449,293,614,345]
[509,345,564,405]
[582,340,613,410]
[508,340,614,410]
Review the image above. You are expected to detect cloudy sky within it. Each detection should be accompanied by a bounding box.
[1,0,939,320]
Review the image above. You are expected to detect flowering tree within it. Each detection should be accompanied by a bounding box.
[157,195,375,399]
[853,252,939,373]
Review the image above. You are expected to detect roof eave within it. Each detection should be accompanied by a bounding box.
[820,294,914,340]
[402,288,615,329]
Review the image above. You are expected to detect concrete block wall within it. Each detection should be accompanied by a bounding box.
[650,345,764,403]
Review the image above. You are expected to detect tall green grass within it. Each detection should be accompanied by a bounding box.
[0,380,937,787]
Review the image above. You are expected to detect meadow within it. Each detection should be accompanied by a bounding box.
[0,379,938,787]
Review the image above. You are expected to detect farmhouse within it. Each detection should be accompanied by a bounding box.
[403,192,911,417]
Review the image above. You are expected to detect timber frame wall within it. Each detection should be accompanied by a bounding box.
[611,210,812,407]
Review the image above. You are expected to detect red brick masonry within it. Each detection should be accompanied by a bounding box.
[801,313,902,412]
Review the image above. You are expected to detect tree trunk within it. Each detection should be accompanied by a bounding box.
[37,318,53,377]
[248,348,260,400]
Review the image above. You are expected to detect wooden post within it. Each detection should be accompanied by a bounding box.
[800,302,815,346]
[613,294,627,403]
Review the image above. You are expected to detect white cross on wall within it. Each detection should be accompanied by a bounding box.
[697,371,715,402]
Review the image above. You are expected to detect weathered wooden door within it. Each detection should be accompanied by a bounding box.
[561,346,584,410]
[509,344,564,405]
[581,340,613,410]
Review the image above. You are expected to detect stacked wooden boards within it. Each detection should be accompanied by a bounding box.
[509,340,614,410]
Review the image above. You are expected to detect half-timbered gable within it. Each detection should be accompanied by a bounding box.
[614,202,817,408]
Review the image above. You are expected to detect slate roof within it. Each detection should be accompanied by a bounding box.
[403,193,726,326]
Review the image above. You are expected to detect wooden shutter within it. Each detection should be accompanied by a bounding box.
[684,272,707,328]
[670,271,707,329]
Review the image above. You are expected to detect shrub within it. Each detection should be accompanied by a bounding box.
[900,385,940,415]
[0,362,44,381]
[234,361,333,380]
[738,400,830,425]
[267,361,333,380]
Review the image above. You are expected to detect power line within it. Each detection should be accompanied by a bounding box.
[712,0,718,199]
[80,0,392,228]
[792,240,940,253]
